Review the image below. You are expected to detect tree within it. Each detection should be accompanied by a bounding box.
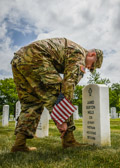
[0,78,18,115]
[72,85,84,116]
[109,83,120,115]
[87,70,110,85]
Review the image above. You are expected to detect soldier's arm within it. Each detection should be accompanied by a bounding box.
[61,49,86,101]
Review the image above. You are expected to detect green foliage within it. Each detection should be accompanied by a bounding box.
[109,83,120,113]
[72,85,84,115]
[0,78,18,115]
[87,70,110,85]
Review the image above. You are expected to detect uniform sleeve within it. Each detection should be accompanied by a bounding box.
[61,48,86,101]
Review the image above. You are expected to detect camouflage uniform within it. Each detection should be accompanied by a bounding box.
[11,38,88,138]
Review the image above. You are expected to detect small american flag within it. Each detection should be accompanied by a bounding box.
[51,93,76,125]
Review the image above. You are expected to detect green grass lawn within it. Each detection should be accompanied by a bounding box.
[0,119,120,168]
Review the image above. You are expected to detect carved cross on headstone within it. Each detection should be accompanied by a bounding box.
[88,88,92,96]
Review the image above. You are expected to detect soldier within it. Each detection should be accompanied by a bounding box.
[11,38,103,152]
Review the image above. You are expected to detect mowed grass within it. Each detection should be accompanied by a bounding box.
[0,119,120,168]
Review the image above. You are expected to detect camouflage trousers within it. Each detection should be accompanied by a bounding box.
[11,54,75,138]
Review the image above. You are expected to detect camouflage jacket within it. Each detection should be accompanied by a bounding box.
[14,38,88,100]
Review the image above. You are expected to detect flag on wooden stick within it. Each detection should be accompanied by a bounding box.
[51,93,76,125]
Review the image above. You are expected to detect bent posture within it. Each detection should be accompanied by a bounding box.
[11,38,103,152]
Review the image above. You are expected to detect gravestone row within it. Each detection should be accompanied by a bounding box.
[1,101,79,134]
[1,84,113,146]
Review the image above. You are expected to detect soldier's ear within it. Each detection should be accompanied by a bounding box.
[91,52,96,57]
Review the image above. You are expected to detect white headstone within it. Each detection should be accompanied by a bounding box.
[82,84,111,146]
[2,105,9,126]
[15,101,21,126]
[111,107,117,119]
[36,107,49,138]
[73,105,79,120]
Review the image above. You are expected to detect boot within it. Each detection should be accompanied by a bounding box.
[62,131,89,148]
[11,133,37,152]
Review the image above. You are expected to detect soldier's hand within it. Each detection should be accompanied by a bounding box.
[56,122,67,138]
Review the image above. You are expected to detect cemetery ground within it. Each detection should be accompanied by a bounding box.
[0,119,120,168]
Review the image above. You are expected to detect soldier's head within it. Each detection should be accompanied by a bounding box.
[85,49,103,72]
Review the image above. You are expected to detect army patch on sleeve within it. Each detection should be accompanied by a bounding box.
[80,65,86,73]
